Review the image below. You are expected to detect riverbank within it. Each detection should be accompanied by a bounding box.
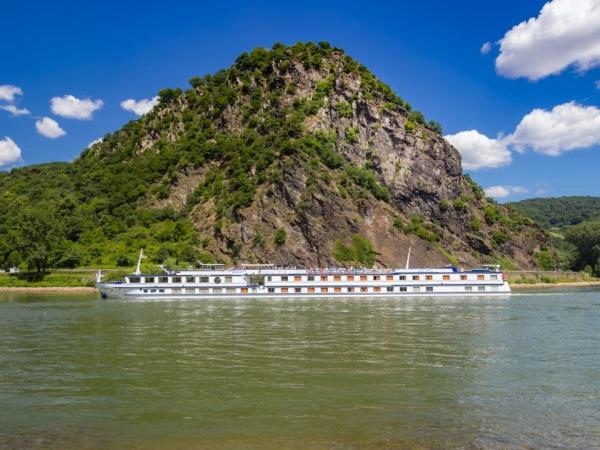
[511,281,600,289]
[0,286,97,293]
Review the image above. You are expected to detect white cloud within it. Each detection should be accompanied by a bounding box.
[50,95,103,119]
[0,104,30,116]
[444,130,512,170]
[480,41,493,55]
[36,117,66,138]
[495,0,600,80]
[510,101,600,155]
[0,137,22,166]
[87,137,103,147]
[484,185,529,198]
[0,85,22,102]
[120,96,159,116]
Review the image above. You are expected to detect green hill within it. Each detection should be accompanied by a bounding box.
[507,196,600,229]
[0,42,553,272]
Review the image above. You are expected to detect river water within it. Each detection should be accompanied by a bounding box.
[1,289,599,449]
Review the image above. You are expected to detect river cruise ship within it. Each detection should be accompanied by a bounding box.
[95,252,510,299]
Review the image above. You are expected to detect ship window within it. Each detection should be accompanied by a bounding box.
[347,275,355,281]
[145,277,154,283]
[294,276,302,282]
[200,276,209,283]
[295,287,302,293]
[185,288,195,294]
[159,277,168,283]
[360,275,367,281]
[465,286,473,292]
[460,275,468,281]
[173,277,181,283]
[374,287,381,292]
[400,286,407,292]
[373,275,380,281]
[425,275,433,281]
[334,287,342,293]
[186,276,195,283]
[267,276,272,281]
[268,288,275,293]
[281,287,288,293]
[347,287,355,292]
[321,287,328,293]
[334,275,341,281]
[478,286,486,291]
[413,286,420,292]
[158,289,165,293]
[426,286,433,292]
[143,289,148,293]
[212,288,222,293]
[399,275,406,281]
[491,286,499,292]
[360,287,368,292]
[199,287,209,293]
[241,288,248,294]
[386,275,394,281]
[129,277,140,283]
[226,288,236,293]
[321,275,328,281]
[172,288,182,294]
[477,275,485,281]
[443,275,450,281]
[307,275,315,281]
[213,277,222,284]
[412,275,420,281]
[490,275,498,280]
[225,276,233,283]
[151,289,157,293]
[387,286,393,292]
[308,287,315,293]
[281,276,288,281]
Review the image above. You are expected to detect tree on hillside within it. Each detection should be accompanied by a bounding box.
[9,205,64,273]
[564,221,600,275]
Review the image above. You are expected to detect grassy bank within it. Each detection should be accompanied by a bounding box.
[0,269,128,288]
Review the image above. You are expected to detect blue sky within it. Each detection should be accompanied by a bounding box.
[2,0,600,201]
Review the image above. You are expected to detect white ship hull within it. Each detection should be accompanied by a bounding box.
[96,266,511,300]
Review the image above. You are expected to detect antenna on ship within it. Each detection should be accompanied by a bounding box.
[405,246,412,269]
[134,248,144,275]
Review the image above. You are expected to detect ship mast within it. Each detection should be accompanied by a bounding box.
[134,248,144,275]
[405,246,411,269]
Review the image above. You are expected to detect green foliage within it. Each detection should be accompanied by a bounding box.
[464,174,484,200]
[343,165,390,201]
[508,196,600,229]
[484,205,502,225]
[453,197,468,211]
[332,234,377,267]
[336,101,353,118]
[439,200,449,212]
[274,228,287,246]
[534,249,556,270]
[404,119,416,134]
[395,215,441,242]
[345,126,359,144]
[469,216,481,232]
[564,220,600,275]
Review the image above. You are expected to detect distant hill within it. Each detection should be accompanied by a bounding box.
[508,197,600,229]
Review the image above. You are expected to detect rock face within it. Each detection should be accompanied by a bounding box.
[88,42,551,269]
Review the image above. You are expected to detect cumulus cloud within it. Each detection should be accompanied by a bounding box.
[444,130,512,170]
[510,101,600,155]
[36,117,66,138]
[50,95,103,119]
[120,97,159,116]
[0,85,22,102]
[484,185,529,198]
[480,41,493,55]
[495,0,600,80]
[87,137,103,147]
[0,104,30,116]
[0,137,22,166]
